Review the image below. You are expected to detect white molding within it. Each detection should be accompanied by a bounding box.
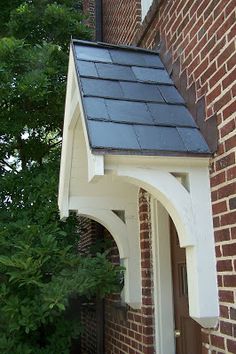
[151,199,175,354]
[76,200,141,309]
[141,0,153,20]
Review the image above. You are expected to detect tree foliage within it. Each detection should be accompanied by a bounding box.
[0,1,123,352]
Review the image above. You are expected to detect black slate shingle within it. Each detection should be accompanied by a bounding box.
[147,103,197,127]
[77,61,98,77]
[134,125,186,152]
[158,85,185,104]
[81,78,123,99]
[83,97,109,120]
[96,63,136,81]
[120,82,164,102]
[75,45,112,63]
[105,99,153,124]
[132,66,173,84]
[87,120,140,150]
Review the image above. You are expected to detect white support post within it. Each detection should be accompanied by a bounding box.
[186,168,219,328]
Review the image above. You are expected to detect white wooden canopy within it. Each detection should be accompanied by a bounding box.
[58,45,219,328]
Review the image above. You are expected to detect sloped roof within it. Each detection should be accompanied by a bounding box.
[72,40,210,156]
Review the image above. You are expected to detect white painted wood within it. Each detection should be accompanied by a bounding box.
[77,201,141,309]
[58,49,76,219]
[151,199,175,354]
[115,166,195,247]
[186,168,219,327]
[141,0,153,20]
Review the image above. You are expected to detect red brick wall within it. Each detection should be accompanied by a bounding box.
[101,0,236,353]
[134,2,236,352]
[83,0,96,38]
[102,0,141,45]
[104,190,155,354]
[77,217,102,353]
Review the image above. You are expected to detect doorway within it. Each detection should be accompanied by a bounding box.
[152,200,203,354]
[170,219,202,354]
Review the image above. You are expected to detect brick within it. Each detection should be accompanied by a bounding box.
[227,23,236,42]
[201,36,216,61]
[217,41,235,68]
[220,320,233,336]
[226,52,236,71]
[142,334,154,345]
[139,203,148,213]
[221,211,236,226]
[204,0,218,20]
[142,287,151,296]
[182,0,193,16]
[213,200,227,215]
[214,91,232,113]
[220,305,229,318]
[206,84,221,105]
[213,216,220,227]
[142,279,152,287]
[208,13,225,40]
[214,228,230,242]
[211,190,218,202]
[217,259,233,272]
[225,135,236,152]
[210,171,226,187]
[201,60,217,84]
[192,34,207,58]
[225,0,236,17]
[223,68,236,91]
[216,154,235,172]
[217,12,236,40]
[219,290,234,303]
[193,57,209,79]
[215,245,222,257]
[224,275,236,287]
[211,334,225,349]
[230,307,236,320]
[189,16,204,39]
[232,227,236,239]
[142,297,152,306]
[232,83,236,97]
[217,141,225,155]
[227,339,236,353]
[222,243,236,257]
[221,119,236,138]
[210,66,226,88]
[229,197,236,210]
[218,274,223,287]
[227,166,236,181]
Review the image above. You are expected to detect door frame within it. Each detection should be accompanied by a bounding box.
[151,198,175,354]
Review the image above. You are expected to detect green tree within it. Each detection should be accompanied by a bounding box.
[0,2,122,353]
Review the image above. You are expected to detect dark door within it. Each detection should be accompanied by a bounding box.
[170,219,202,354]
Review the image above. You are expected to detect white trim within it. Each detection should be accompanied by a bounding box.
[151,199,175,354]
[141,0,153,20]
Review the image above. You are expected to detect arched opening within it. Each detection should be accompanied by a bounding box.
[72,216,125,354]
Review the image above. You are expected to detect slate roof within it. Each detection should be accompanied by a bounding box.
[72,40,211,156]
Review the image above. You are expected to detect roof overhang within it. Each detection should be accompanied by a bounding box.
[58,42,219,328]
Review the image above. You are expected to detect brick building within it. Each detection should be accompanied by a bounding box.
[59,1,236,353]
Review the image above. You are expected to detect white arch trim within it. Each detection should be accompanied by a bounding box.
[112,164,219,328]
[77,207,142,309]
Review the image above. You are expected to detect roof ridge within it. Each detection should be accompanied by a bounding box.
[72,39,160,55]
